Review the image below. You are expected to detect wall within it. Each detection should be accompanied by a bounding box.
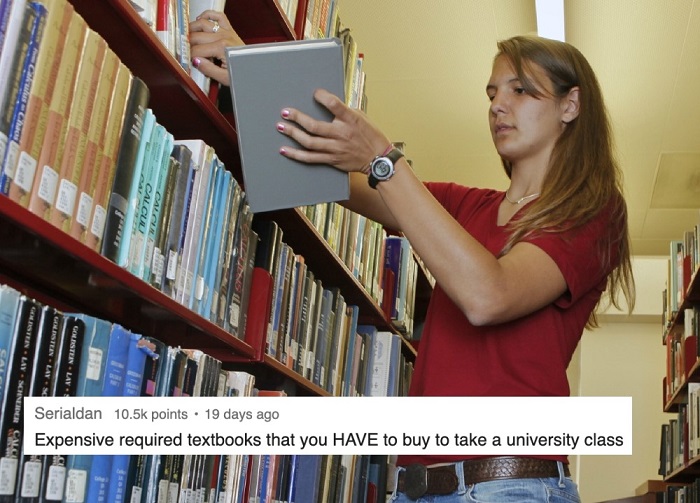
[572,257,672,503]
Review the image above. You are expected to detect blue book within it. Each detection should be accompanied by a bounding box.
[61,314,112,503]
[290,455,322,503]
[0,284,20,403]
[113,108,155,268]
[0,1,46,195]
[127,120,164,277]
[209,171,236,323]
[268,242,290,358]
[197,157,225,317]
[84,324,131,503]
[143,132,174,282]
[190,153,220,312]
[106,333,157,503]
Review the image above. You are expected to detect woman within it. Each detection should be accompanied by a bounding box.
[191,14,635,502]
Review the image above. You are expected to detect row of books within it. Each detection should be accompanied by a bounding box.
[127,0,226,95]
[0,0,262,339]
[252,219,414,397]
[302,202,420,339]
[0,282,393,502]
[660,395,699,481]
[665,307,699,403]
[303,0,340,41]
[660,479,700,503]
[664,218,700,329]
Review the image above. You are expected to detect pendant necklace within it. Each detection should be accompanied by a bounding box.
[504,190,540,205]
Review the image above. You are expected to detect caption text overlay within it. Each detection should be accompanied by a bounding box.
[24,396,632,456]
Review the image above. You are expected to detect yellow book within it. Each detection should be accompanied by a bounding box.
[8,0,74,206]
[48,28,106,232]
[69,46,119,241]
[27,13,87,220]
[84,63,133,251]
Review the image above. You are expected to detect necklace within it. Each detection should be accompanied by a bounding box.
[504,190,540,205]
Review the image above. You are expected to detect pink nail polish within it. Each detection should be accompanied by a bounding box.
[281,109,290,118]
[276,123,285,132]
[192,57,201,68]
[280,147,288,155]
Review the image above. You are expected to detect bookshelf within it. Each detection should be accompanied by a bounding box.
[659,226,700,486]
[0,0,431,499]
[0,1,429,392]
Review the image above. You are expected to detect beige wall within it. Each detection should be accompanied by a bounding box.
[569,257,672,503]
[574,323,670,503]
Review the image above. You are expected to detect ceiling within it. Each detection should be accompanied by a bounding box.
[338,0,700,256]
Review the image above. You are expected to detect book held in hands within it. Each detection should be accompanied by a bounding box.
[225,38,349,213]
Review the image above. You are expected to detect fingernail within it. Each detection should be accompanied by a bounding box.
[192,57,201,68]
[276,123,285,132]
[280,147,288,155]
[281,109,290,118]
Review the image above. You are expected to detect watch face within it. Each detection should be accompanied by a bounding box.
[373,160,392,178]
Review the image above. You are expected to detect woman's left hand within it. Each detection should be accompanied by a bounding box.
[189,10,244,85]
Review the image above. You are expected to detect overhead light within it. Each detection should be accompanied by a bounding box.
[535,0,566,41]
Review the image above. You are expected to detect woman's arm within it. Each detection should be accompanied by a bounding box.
[279,90,568,326]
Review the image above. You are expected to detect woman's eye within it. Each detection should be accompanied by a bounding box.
[514,87,526,95]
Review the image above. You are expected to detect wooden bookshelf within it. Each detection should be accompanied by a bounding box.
[0,0,428,391]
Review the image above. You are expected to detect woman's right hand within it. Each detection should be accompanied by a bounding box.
[189,10,244,85]
[277,88,392,174]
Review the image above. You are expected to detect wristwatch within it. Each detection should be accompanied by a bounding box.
[368,148,404,189]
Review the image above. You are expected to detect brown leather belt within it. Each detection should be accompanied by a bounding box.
[397,457,569,499]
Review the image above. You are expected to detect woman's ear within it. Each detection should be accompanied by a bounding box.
[562,87,580,124]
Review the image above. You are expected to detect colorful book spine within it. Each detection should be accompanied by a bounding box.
[0,296,41,502]
[100,78,150,264]
[0,2,46,195]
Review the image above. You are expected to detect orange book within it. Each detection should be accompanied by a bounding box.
[27,13,87,220]
[48,28,106,232]
[8,0,74,206]
[84,63,132,251]
[69,46,119,241]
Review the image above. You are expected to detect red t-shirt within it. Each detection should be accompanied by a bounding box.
[399,183,619,466]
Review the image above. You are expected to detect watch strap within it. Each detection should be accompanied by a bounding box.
[368,148,404,188]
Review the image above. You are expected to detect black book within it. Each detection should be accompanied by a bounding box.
[125,336,165,503]
[100,76,150,263]
[15,305,62,502]
[160,144,195,297]
[37,315,85,503]
[0,296,41,502]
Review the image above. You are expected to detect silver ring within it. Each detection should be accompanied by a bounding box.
[211,20,220,33]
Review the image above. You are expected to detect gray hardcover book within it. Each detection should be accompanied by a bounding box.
[226,38,349,213]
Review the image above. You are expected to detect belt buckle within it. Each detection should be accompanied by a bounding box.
[403,463,428,500]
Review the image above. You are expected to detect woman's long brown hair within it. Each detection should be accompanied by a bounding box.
[496,35,635,327]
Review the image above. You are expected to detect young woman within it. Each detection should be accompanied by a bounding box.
[191,16,635,502]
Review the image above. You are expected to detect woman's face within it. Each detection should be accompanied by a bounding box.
[486,55,569,169]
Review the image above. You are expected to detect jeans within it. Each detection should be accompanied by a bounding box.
[389,461,581,503]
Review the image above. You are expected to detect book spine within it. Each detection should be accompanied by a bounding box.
[84,64,132,250]
[47,30,106,231]
[0,2,45,195]
[26,13,86,220]
[100,77,150,264]
[0,296,41,501]
[69,46,120,243]
[8,0,73,206]
[36,315,85,503]
[15,305,60,503]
